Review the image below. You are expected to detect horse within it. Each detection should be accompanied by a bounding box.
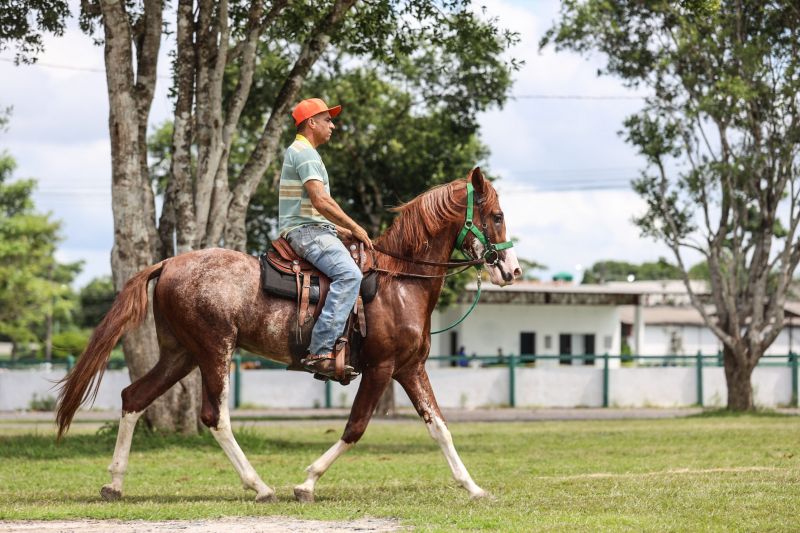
[55,167,522,503]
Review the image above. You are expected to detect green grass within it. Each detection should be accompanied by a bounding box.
[1,416,799,531]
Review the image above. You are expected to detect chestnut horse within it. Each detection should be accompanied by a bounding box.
[55,167,521,503]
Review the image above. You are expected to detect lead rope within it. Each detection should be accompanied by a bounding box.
[430,270,482,335]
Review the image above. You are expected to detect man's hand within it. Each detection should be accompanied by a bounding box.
[351,225,373,249]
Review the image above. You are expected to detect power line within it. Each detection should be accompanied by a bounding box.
[513,94,645,101]
[2,57,646,101]
[0,57,171,79]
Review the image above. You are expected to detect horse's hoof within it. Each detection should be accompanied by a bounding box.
[255,491,277,503]
[470,489,493,500]
[100,485,122,502]
[293,486,315,503]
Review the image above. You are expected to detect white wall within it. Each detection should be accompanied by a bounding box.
[2,364,794,411]
[641,325,721,356]
[0,368,129,411]
[639,324,798,360]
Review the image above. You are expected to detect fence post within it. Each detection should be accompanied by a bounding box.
[791,352,798,408]
[325,379,332,409]
[233,353,242,409]
[508,354,516,407]
[602,352,609,408]
[696,350,704,407]
[66,354,75,372]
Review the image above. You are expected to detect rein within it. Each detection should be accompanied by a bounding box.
[370,181,514,334]
[372,244,485,269]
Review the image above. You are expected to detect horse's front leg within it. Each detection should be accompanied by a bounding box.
[293,361,393,503]
[395,366,489,499]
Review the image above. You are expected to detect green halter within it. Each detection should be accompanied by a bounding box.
[431,182,515,335]
[454,183,514,265]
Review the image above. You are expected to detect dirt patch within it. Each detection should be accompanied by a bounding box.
[0,516,404,532]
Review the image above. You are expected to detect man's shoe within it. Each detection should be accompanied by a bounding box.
[302,353,357,382]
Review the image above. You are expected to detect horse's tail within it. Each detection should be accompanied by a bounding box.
[56,261,166,440]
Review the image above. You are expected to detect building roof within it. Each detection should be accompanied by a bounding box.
[603,279,709,294]
[462,280,643,305]
[459,279,715,306]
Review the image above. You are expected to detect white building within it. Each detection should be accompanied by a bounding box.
[431,279,800,364]
[430,281,646,368]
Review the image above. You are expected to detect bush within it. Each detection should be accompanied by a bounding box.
[49,330,91,359]
[29,394,56,411]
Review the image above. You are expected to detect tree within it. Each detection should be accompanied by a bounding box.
[4,1,517,430]
[76,276,116,329]
[543,1,800,410]
[581,258,683,284]
[0,124,79,359]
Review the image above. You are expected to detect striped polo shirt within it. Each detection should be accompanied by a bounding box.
[277,134,330,236]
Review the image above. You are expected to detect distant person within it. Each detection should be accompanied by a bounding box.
[497,347,505,365]
[458,346,468,367]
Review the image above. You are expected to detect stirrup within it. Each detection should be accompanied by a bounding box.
[302,353,357,383]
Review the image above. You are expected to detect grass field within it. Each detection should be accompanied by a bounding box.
[0,414,799,531]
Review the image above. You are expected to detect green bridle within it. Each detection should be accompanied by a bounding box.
[453,182,514,266]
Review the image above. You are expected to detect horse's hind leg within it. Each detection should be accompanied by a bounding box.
[198,359,276,503]
[395,367,488,499]
[101,347,196,501]
[293,362,393,503]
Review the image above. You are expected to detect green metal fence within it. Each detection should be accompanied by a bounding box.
[5,351,796,410]
[228,352,799,410]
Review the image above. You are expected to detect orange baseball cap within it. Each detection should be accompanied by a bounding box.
[291,98,342,126]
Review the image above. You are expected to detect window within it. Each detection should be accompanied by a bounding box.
[520,332,536,363]
[559,334,572,365]
[603,335,613,351]
[583,334,596,366]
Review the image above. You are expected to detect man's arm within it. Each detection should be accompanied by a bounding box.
[304,180,373,248]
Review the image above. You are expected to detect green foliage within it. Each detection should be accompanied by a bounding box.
[241,57,513,251]
[543,2,800,379]
[0,0,70,64]
[76,276,115,328]
[581,257,682,283]
[542,0,800,245]
[27,393,56,411]
[0,140,80,349]
[47,329,90,359]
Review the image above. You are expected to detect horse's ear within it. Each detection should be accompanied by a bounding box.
[469,167,486,194]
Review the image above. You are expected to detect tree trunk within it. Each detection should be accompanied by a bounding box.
[102,0,201,434]
[722,344,755,411]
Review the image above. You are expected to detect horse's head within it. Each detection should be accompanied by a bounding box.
[462,167,522,286]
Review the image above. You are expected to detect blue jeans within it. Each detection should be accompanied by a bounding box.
[285,224,363,355]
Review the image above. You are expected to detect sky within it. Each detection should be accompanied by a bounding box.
[0,0,683,288]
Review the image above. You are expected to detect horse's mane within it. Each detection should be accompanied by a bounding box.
[374,177,498,275]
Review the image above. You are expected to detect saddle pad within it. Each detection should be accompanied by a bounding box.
[260,254,320,303]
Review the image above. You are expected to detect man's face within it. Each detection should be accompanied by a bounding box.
[310,111,335,144]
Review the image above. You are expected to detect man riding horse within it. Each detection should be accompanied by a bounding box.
[278,98,372,381]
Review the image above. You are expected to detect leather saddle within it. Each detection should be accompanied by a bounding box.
[259,236,378,383]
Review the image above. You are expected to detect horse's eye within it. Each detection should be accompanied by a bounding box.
[493,214,503,224]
